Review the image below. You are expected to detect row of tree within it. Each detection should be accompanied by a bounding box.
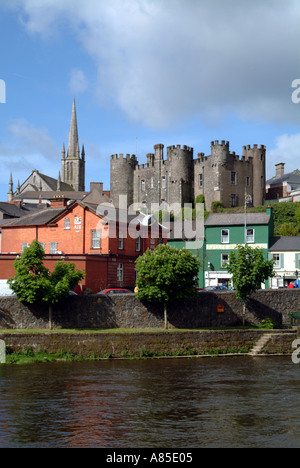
[8,240,275,329]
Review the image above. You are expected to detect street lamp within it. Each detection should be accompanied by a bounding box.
[244,191,252,244]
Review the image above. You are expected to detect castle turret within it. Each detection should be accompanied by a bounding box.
[242,144,266,206]
[110,153,137,208]
[211,140,230,165]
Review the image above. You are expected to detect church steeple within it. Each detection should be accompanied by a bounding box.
[7,172,13,202]
[67,98,79,159]
[61,99,85,192]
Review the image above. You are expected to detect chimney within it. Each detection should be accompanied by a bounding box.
[49,195,70,208]
[275,163,285,179]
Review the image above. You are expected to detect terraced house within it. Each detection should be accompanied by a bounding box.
[204,207,274,288]
[0,196,166,293]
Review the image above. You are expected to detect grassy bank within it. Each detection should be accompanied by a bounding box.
[3,345,251,365]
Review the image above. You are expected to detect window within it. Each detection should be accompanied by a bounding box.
[141,180,145,192]
[91,230,100,249]
[136,236,141,252]
[64,218,70,230]
[231,172,236,185]
[151,178,154,189]
[198,173,203,187]
[118,231,124,250]
[246,228,254,243]
[50,242,58,254]
[117,263,124,282]
[162,176,166,188]
[221,253,229,267]
[272,253,283,269]
[230,194,236,207]
[21,243,29,252]
[296,253,300,268]
[221,229,229,244]
[246,176,250,186]
[39,242,45,251]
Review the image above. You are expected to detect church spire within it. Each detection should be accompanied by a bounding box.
[7,172,13,202]
[67,98,79,159]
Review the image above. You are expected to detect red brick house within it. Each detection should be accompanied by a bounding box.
[0,196,166,293]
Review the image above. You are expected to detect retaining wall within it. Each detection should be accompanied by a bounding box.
[0,329,297,358]
[0,289,299,330]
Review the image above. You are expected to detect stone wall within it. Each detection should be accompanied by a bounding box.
[0,329,296,358]
[0,289,299,330]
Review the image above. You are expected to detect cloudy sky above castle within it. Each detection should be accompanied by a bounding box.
[0,0,299,200]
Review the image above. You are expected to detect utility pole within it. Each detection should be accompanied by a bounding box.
[244,190,252,244]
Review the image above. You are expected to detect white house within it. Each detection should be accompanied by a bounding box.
[269,237,300,288]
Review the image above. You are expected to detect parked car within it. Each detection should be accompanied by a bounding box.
[97,288,134,295]
[205,285,227,291]
[69,291,78,295]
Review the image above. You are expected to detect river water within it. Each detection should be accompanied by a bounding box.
[0,356,299,448]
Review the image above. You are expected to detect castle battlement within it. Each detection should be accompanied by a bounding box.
[110,153,137,161]
[211,140,229,147]
[167,144,193,152]
[243,144,266,151]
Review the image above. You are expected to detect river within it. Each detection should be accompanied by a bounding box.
[0,356,299,448]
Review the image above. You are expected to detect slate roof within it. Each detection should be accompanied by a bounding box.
[205,212,270,226]
[1,207,66,227]
[269,236,300,251]
[16,190,88,201]
[266,170,300,186]
[0,202,43,218]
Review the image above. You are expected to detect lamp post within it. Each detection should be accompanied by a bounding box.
[244,191,252,244]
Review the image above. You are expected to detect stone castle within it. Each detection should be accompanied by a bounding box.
[110,140,266,211]
[7,100,266,212]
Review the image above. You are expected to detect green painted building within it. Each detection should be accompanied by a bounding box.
[204,207,274,288]
[167,208,274,289]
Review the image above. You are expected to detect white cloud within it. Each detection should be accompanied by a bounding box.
[3,0,300,129]
[268,133,300,179]
[0,119,59,184]
[69,69,88,95]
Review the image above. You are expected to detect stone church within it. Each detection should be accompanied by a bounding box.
[7,99,109,207]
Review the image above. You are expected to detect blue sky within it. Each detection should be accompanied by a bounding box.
[0,0,299,202]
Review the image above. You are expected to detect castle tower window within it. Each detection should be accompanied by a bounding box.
[246,176,250,186]
[141,180,145,192]
[231,172,236,185]
[151,178,154,189]
[162,176,166,188]
[198,173,203,187]
[230,194,237,207]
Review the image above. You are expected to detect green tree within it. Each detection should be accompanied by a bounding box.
[135,244,200,328]
[227,244,275,325]
[8,240,85,329]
